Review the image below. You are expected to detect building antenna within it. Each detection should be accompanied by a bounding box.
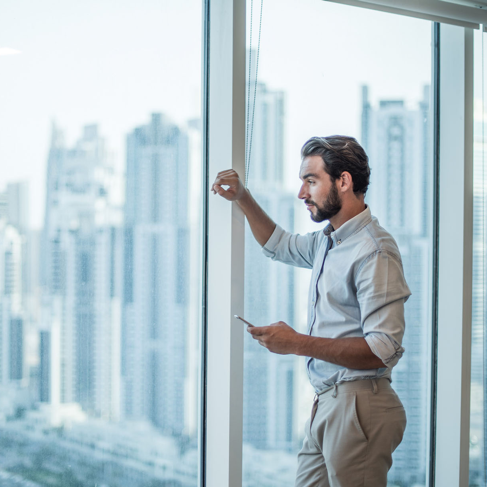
[245,0,264,188]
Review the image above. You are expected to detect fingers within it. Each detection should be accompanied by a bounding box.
[212,175,238,189]
[213,169,239,183]
[211,184,226,196]
[211,170,243,195]
[211,184,236,202]
[216,169,240,178]
[247,326,267,337]
[246,322,286,335]
[247,327,267,347]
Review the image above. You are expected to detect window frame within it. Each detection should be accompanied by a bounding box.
[323,0,487,29]
[434,23,474,486]
[202,3,478,486]
[204,0,247,486]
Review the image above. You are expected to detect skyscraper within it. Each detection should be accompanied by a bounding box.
[0,181,39,394]
[0,220,23,385]
[42,124,122,420]
[6,182,29,235]
[362,85,432,486]
[122,113,189,435]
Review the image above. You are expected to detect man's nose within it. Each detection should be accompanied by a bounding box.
[298,185,307,200]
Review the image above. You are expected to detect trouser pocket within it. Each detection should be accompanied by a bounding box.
[352,392,368,442]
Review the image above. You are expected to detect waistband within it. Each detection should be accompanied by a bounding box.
[315,378,392,401]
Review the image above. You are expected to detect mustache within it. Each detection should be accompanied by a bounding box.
[304,199,316,206]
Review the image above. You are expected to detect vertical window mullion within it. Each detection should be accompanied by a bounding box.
[435,24,474,486]
[199,0,211,484]
[206,0,246,486]
[429,21,441,487]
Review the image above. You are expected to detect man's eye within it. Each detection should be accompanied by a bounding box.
[308,180,314,184]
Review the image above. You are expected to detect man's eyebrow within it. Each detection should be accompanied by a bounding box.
[300,172,320,180]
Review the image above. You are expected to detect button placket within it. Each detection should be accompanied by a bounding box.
[308,235,332,337]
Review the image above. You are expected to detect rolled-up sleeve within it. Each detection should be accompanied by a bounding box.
[262,224,321,269]
[356,250,411,369]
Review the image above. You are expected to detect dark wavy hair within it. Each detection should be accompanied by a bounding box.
[301,136,371,195]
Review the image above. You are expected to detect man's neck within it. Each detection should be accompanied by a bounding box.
[329,201,367,231]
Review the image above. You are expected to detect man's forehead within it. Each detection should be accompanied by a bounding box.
[299,155,325,178]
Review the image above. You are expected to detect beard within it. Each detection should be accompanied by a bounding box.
[306,182,342,222]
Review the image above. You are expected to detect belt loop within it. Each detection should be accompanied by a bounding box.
[372,379,378,394]
[332,383,338,398]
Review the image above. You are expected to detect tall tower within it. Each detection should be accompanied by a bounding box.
[122,114,189,435]
[6,182,29,235]
[41,124,122,420]
[0,183,30,387]
[243,66,297,451]
[362,85,432,485]
[0,221,23,385]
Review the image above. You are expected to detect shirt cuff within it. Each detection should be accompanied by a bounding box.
[365,332,405,369]
[262,224,285,258]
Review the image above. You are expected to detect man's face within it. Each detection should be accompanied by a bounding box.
[298,155,342,223]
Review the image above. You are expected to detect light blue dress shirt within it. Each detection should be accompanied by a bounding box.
[262,206,411,392]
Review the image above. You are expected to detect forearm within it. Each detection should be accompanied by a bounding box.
[237,190,276,247]
[295,335,385,370]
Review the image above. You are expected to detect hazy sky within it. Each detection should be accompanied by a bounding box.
[0,0,453,229]
[1,0,203,228]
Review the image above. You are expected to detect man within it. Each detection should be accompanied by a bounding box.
[212,135,410,487]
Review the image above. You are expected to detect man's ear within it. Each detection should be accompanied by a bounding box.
[339,171,353,193]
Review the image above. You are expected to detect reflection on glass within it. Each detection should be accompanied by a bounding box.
[0,2,202,485]
[242,2,433,486]
[469,29,487,487]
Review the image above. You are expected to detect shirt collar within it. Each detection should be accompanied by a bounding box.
[325,206,372,247]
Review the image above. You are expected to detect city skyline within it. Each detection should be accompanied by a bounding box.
[0,112,203,486]
[0,72,481,486]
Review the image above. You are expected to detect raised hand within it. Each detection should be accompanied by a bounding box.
[211,169,247,202]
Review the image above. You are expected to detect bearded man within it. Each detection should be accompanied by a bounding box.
[212,135,410,487]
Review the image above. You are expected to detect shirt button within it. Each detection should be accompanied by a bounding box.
[337,239,341,245]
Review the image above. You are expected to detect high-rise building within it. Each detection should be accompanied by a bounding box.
[362,85,432,486]
[39,329,51,403]
[0,192,8,222]
[0,180,42,403]
[9,317,24,381]
[0,221,23,386]
[6,182,29,235]
[122,113,189,435]
[2,182,41,396]
[0,182,31,304]
[41,124,122,420]
[244,68,297,451]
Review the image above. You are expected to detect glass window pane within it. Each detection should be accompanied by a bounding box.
[0,2,203,485]
[469,28,487,487]
[243,2,433,486]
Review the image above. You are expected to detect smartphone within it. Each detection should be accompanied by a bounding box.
[234,315,254,327]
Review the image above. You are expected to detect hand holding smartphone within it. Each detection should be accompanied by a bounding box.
[234,315,255,327]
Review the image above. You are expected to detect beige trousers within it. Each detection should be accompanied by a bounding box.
[295,378,406,487]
